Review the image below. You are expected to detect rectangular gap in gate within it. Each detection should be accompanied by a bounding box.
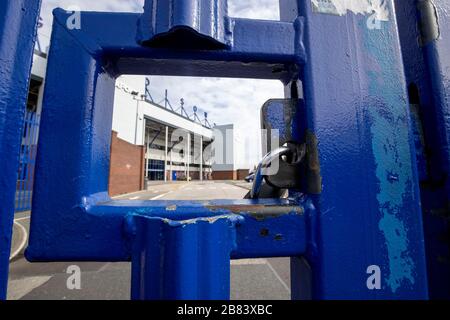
[109,75,285,201]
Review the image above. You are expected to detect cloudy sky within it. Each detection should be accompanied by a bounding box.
[39,0,284,168]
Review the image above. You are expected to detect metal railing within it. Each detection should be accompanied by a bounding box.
[15,111,40,212]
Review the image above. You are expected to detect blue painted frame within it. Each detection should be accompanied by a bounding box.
[24,0,430,299]
[0,0,41,300]
[283,0,428,299]
[395,0,450,299]
[25,5,308,300]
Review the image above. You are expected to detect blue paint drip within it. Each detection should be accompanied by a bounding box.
[363,17,416,292]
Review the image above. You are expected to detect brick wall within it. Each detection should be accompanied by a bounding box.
[109,131,145,196]
[212,170,237,180]
[237,169,250,180]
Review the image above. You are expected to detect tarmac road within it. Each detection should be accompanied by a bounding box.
[8,181,291,300]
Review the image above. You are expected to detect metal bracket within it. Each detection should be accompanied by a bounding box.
[417,0,440,46]
[138,0,231,49]
[249,143,306,199]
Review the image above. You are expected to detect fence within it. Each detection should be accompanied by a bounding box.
[15,111,40,212]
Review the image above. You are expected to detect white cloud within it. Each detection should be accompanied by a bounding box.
[39,0,284,168]
[122,75,284,168]
[229,0,280,20]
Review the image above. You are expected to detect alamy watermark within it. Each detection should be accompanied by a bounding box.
[366,265,381,290]
[366,0,389,30]
[66,265,81,290]
[66,6,81,30]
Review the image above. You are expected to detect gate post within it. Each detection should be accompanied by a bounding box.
[394,0,450,299]
[0,0,41,300]
[129,214,239,300]
[281,0,429,298]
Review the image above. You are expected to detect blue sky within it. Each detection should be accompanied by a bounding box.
[39,0,284,168]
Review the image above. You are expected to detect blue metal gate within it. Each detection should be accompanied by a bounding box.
[1,0,450,300]
[0,0,42,300]
[15,110,40,212]
[24,0,430,300]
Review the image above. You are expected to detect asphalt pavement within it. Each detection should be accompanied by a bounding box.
[8,181,291,300]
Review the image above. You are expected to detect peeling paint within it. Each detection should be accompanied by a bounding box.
[378,210,414,292]
[274,234,283,241]
[312,0,390,21]
[417,0,440,46]
[207,204,303,218]
[161,214,239,227]
[364,20,416,292]
[305,130,322,194]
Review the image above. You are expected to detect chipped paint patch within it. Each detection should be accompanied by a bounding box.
[305,130,322,194]
[312,0,390,21]
[368,76,416,293]
[162,214,239,227]
[364,20,416,292]
[378,211,414,291]
[207,204,303,218]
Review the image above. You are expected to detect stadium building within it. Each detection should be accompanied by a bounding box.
[112,78,215,195]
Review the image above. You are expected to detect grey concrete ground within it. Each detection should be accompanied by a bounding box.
[114,180,252,201]
[8,181,290,300]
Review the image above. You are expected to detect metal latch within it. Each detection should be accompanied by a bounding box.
[248,142,306,199]
[246,98,309,199]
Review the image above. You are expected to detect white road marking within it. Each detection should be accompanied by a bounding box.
[14,216,31,222]
[129,196,140,200]
[231,259,268,265]
[150,191,172,200]
[7,276,52,300]
[98,262,112,273]
[111,189,146,199]
[266,261,291,293]
[9,221,28,261]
